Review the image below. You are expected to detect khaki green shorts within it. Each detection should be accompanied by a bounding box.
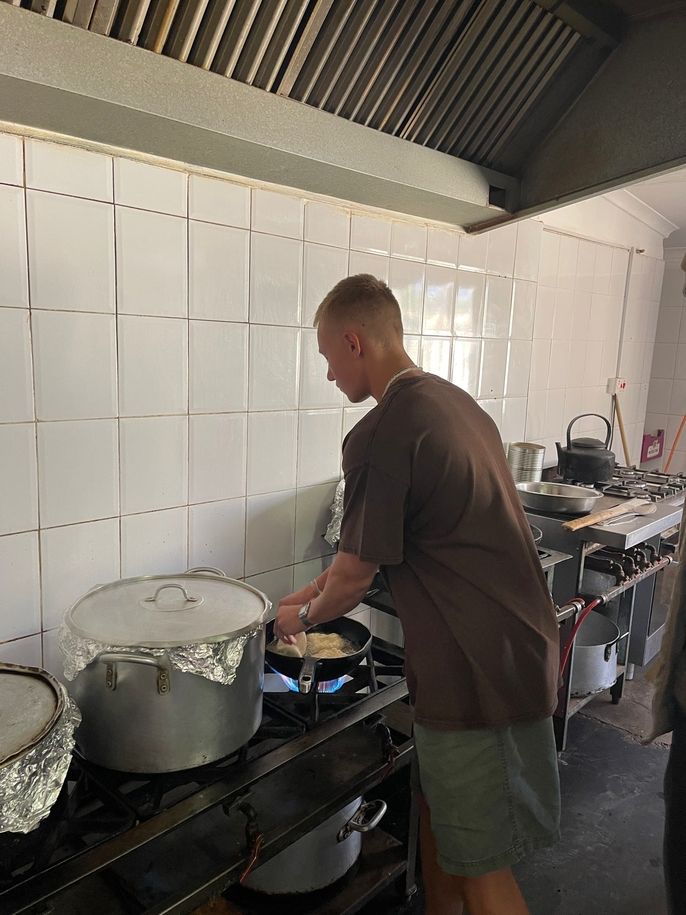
[414,716,560,877]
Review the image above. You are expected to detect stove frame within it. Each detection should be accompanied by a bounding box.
[0,640,417,915]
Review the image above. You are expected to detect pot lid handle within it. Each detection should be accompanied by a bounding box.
[144,584,199,606]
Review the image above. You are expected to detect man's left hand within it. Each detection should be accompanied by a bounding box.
[274,602,306,642]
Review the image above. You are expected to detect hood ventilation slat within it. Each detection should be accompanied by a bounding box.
[4,0,613,172]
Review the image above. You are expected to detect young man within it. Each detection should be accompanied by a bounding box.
[275,275,560,915]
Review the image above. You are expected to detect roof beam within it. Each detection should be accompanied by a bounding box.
[0,3,517,228]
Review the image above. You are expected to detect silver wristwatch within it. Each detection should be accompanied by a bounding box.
[298,600,314,630]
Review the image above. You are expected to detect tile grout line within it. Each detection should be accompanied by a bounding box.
[22,136,45,661]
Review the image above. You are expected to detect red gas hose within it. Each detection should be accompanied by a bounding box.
[559,598,603,678]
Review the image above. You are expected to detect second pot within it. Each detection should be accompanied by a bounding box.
[244,797,387,894]
[570,611,620,697]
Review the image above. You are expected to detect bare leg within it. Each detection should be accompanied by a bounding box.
[419,794,530,915]
[459,869,530,915]
[419,794,465,915]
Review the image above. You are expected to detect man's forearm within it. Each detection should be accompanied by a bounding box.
[308,562,374,625]
[283,567,332,607]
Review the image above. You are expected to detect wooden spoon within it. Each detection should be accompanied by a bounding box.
[604,503,657,525]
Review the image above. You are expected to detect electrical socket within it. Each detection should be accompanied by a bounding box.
[606,377,627,395]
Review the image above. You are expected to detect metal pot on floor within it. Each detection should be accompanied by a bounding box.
[570,611,620,697]
[59,570,270,773]
[243,797,387,894]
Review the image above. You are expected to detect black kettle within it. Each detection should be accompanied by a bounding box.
[556,414,615,484]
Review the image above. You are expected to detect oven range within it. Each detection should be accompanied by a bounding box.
[526,466,684,748]
[0,640,417,915]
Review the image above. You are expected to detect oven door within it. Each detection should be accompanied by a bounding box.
[628,526,680,667]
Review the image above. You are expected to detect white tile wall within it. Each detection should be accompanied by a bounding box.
[121,508,187,578]
[190,413,247,504]
[0,309,33,422]
[114,159,187,216]
[189,220,249,322]
[189,320,248,413]
[389,258,424,334]
[0,129,664,669]
[297,410,342,486]
[245,490,296,577]
[0,424,38,535]
[26,139,113,202]
[38,420,119,527]
[247,411,298,494]
[427,227,460,267]
[1,532,41,641]
[27,190,115,313]
[351,214,391,254]
[189,499,245,577]
[295,482,338,562]
[249,325,300,411]
[41,519,120,629]
[120,416,188,515]
[189,174,250,228]
[304,201,350,249]
[250,233,302,325]
[252,188,303,239]
[302,243,349,327]
[0,184,29,308]
[116,207,187,317]
[0,133,23,185]
[34,311,117,420]
[118,315,187,416]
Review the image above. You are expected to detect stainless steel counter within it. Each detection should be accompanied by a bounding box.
[568,494,684,549]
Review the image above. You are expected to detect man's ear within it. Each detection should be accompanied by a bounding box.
[343,331,363,357]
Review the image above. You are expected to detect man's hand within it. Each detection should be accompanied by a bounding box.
[274,602,305,643]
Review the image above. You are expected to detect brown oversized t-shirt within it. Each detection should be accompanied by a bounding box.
[338,373,559,730]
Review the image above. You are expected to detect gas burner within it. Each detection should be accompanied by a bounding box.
[596,467,686,501]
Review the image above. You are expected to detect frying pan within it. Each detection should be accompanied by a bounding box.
[265,617,372,694]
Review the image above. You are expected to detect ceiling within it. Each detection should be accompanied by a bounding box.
[628,166,686,245]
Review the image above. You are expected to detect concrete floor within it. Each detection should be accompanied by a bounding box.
[364,674,671,915]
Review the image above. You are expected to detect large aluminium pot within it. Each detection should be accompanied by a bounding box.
[244,797,387,894]
[0,663,80,833]
[570,611,620,697]
[62,571,269,773]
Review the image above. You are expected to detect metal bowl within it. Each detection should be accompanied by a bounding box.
[516,481,603,515]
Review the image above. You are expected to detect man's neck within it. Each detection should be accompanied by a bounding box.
[371,356,420,402]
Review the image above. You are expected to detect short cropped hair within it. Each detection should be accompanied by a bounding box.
[314,274,403,340]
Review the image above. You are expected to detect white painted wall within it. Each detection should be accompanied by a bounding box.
[0,127,668,670]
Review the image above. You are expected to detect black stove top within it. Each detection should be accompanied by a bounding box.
[567,467,686,502]
[0,643,410,915]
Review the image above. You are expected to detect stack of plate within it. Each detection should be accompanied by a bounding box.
[507,442,545,483]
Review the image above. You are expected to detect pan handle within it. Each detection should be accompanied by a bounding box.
[298,655,321,694]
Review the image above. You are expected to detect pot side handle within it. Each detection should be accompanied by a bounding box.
[337,799,387,842]
[96,651,171,695]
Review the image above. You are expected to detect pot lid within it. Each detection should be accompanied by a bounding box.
[65,574,269,648]
[0,664,64,768]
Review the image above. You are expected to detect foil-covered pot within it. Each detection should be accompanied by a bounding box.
[60,572,270,773]
[0,663,80,834]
